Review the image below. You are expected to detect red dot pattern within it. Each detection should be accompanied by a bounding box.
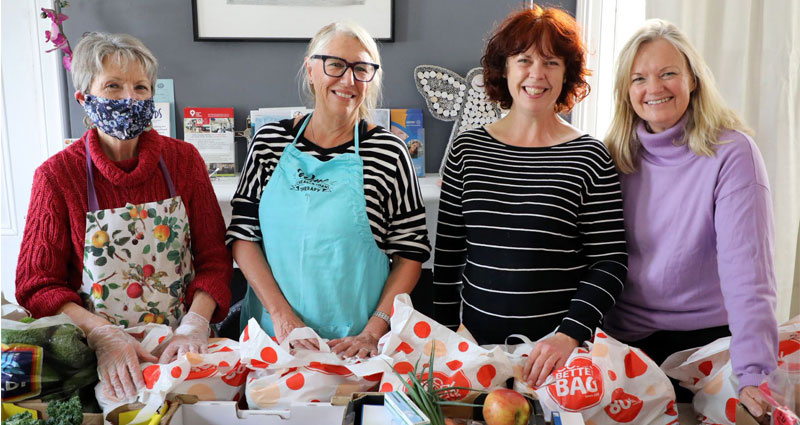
[446,360,463,371]
[143,365,160,390]
[394,362,414,374]
[242,326,250,342]
[596,332,607,338]
[261,347,278,364]
[286,373,305,390]
[609,370,617,381]
[458,342,469,352]
[477,364,496,387]
[219,361,230,368]
[699,361,713,376]
[171,367,182,378]
[414,321,431,338]
[725,398,738,422]
[380,383,394,392]
[158,336,166,344]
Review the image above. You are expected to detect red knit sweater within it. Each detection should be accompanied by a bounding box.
[15,129,232,322]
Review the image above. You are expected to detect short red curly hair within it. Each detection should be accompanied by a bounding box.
[481,5,590,112]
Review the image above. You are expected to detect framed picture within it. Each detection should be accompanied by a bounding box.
[192,0,394,42]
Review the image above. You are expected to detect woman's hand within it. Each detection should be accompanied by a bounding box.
[329,330,381,359]
[87,325,158,401]
[523,332,579,388]
[272,310,319,350]
[739,385,769,419]
[153,312,210,363]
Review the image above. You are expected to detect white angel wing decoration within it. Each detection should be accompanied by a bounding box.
[414,65,502,175]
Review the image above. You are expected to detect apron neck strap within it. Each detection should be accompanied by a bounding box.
[85,140,177,211]
[294,113,361,155]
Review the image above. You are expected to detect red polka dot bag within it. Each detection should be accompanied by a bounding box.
[94,324,248,423]
[376,294,516,403]
[505,330,677,424]
[239,319,388,409]
[662,317,800,425]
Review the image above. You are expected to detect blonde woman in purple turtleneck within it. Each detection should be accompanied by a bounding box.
[603,19,777,418]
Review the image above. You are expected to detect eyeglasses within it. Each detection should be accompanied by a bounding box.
[310,54,380,82]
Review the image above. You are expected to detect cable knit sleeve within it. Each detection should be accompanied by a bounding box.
[182,145,232,323]
[15,166,83,317]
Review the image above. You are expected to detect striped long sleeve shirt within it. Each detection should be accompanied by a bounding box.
[226,117,431,263]
[432,127,627,345]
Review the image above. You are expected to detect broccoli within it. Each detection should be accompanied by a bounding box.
[44,396,83,425]
[1,411,39,425]
[45,325,94,369]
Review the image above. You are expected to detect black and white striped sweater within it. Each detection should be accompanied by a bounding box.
[433,127,627,344]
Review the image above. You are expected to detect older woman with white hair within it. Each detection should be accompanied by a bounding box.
[603,19,777,417]
[15,32,232,401]
[228,21,430,358]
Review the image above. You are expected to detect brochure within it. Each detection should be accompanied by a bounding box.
[153,79,176,138]
[390,109,425,177]
[183,107,235,176]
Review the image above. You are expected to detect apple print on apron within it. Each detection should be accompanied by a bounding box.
[80,141,194,329]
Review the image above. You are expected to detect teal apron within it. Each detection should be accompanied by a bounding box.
[240,114,390,339]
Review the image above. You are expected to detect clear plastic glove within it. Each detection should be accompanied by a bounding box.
[87,324,158,402]
[153,312,210,363]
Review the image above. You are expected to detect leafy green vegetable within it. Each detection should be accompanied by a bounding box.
[2,411,39,425]
[46,324,94,369]
[44,396,83,425]
[1,328,50,346]
[20,317,36,324]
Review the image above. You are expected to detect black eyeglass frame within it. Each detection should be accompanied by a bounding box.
[310,54,381,82]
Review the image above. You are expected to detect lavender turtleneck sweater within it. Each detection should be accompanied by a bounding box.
[603,115,778,390]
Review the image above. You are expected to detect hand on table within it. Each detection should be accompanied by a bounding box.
[153,312,210,363]
[329,330,381,359]
[272,310,320,350]
[739,385,769,420]
[523,332,579,388]
[87,324,158,401]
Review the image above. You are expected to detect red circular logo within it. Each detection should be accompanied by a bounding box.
[546,356,604,412]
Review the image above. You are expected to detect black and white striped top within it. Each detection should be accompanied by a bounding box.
[226,117,431,263]
[433,127,627,345]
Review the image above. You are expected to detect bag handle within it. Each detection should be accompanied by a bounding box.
[280,327,331,353]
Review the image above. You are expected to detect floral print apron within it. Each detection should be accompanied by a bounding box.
[80,141,194,329]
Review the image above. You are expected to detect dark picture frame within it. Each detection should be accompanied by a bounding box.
[192,0,394,42]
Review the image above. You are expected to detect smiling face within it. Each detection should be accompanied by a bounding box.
[628,38,695,133]
[504,45,565,116]
[77,56,152,104]
[306,34,371,121]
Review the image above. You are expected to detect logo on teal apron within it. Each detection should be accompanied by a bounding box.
[290,168,332,192]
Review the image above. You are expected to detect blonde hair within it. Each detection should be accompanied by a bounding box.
[71,32,158,94]
[604,19,751,174]
[298,21,383,121]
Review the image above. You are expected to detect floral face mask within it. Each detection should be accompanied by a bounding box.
[81,95,155,140]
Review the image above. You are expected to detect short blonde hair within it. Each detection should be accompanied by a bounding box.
[71,32,158,94]
[604,19,750,174]
[299,21,383,121]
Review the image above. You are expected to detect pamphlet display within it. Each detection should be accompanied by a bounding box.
[390,109,425,177]
[250,107,312,136]
[183,107,235,176]
[152,79,176,138]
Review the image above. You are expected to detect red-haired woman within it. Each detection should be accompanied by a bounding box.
[433,6,627,387]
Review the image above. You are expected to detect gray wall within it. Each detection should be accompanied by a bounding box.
[64,0,575,172]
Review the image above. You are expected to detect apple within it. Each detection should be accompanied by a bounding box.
[153,224,171,242]
[127,282,143,298]
[483,389,531,425]
[91,230,109,248]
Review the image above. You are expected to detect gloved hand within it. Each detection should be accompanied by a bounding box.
[87,324,158,402]
[153,312,210,363]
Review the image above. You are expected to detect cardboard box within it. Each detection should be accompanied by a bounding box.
[343,392,549,425]
[163,401,345,425]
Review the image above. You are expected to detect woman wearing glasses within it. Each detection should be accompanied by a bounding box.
[227,22,430,358]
